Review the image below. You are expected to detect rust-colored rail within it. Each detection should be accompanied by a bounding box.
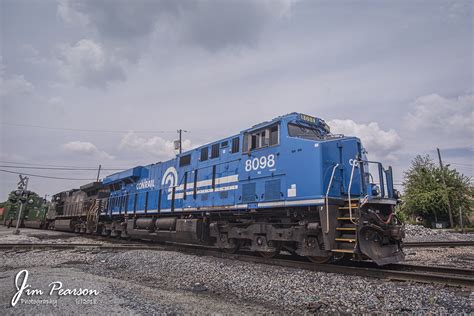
[403,241,474,248]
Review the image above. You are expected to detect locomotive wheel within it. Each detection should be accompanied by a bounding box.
[258,241,281,258]
[222,239,240,254]
[332,252,348,262]
[307,255,332,264]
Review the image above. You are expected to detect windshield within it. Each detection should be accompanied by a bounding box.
[288,123,324,140]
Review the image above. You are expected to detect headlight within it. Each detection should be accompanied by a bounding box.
[372,185,380,196]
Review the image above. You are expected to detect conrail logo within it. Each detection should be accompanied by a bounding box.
[136,179,155,190]
[162,167,178,188]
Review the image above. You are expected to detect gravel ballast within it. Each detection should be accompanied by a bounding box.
[1,247,472,314]
[404,224,474,242]
[0,226,473,314]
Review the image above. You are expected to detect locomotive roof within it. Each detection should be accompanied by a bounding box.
[79,181,102,191]
[102,112,342,184]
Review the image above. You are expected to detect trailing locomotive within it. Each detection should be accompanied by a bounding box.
[47,182,109,232]
[27,113,405,265]
[2,190,49,229]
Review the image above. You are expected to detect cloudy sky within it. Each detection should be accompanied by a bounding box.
[0,0,472,200]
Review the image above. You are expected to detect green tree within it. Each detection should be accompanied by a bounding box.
[402,155,472,226]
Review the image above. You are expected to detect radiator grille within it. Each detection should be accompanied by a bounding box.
[220,191,228,199]
[265,179,281,201]
[242,183,256,203]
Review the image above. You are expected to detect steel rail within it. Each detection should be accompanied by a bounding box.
[386,263,473,277]
[0,243,168,251]
[1,242,472,288]
[403,241,474,248]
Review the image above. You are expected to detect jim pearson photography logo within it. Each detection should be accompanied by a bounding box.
[11,270,100,307]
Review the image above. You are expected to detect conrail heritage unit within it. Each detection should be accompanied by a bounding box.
[8,113,405,265]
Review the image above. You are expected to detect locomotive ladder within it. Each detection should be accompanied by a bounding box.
[331,199,359,254]
[331,158,360,254]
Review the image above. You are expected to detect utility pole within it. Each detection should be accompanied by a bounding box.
[459,206,464,233]
[437,148,454,228]
[14,175,29,235]
[175,129,189,154]
[96,164,102,182]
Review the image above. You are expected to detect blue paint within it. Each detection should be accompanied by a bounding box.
[103,113,396,215]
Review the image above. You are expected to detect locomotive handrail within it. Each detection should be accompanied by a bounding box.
[358,160,392,198]
[348,159,359,225]
[325,163,339,233]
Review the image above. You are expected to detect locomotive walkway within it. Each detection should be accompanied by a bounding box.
[1,241,473,288]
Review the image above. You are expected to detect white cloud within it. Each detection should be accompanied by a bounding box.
[0,59,34,97]
[48,96,63,106]
[56,0,89,27]
[62,141,114,159]
[0,74,34,97]
[328,119,402,161]
[405,93,474,135]
[47,96,66,114]
[20,44,49,66]
[119,132,192,160]
[56,39,126,88]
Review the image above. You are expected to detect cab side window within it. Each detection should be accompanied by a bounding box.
[244,124,279,152]
[269,125,279,146]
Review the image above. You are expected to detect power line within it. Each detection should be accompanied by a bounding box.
[0,122,175,134]
[0,165,124,171]
[0,160,129,169]
[447,162,474,168]
[0,169,96,180]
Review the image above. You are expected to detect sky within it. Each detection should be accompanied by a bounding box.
[0,0,472,200]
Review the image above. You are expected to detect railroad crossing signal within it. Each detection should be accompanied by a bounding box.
[13,174,29,235]
[17,175,28,190]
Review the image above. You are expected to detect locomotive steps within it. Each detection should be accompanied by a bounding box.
[332,200,358,254]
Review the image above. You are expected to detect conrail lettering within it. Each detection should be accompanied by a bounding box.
[136,180,155,190]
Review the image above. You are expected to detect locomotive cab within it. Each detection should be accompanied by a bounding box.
[279,113,404,265]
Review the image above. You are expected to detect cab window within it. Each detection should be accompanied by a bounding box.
[288,123,323,140]
[244,124,279,152]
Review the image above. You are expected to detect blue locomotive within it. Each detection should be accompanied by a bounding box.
[34,113,404,265]
[88,112,403,265]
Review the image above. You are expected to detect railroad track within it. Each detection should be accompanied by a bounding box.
[403,241,474,248]
[1,242,473,288]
